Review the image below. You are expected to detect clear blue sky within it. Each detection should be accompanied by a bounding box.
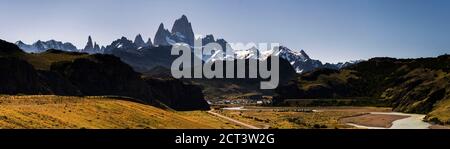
[0,0,449,63]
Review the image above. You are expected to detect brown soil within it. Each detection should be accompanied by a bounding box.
[340,114,409,128]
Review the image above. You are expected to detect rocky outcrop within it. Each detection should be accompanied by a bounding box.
[153,15,195,47]
[82,36,102,54]
[171,15,195,46]
[84,36,94,51]
[202,34,215,45]
[134,34,147,47]
[104,37,138,53]
[154,23,172,46]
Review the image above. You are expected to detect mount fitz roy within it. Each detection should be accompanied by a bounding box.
[14,15,357,74]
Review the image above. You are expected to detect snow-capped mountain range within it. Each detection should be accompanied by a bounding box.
[14,15,359,73]
[205,45,326,73]
[16,40,78,53]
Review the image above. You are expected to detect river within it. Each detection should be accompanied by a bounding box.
[346,112,432,129]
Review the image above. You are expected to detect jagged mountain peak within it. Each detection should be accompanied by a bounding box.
[158,23,165,30]
[134,34,146,47]
[135,34,143,40]
[154,23,171,46]
[84,36,94,50]
[202,34,215,45]
[15,40,25,44]
[173,15,190,26]
[105,36,136,50]
[153,15,196,47]
[82,36,103,54]
[180,14,188,20]
[170,15,195,46]
[299,49,310,60]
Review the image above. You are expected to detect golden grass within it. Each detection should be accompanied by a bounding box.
[217,107,391,129]
[0,95,243,129]
[22,52,88,70]
[426,99,450,125]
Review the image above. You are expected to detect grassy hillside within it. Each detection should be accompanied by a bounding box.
[1,39,210,111]
[274,56,450,124]
[0,95,241,129]
[21,50,89,70]
[217,107,391,129]
[425,99,450,125]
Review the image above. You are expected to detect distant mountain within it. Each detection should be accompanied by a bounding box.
[208,45,350,73]
[104,37,137,52]
[81,36,103,54]
[146,37,153,47]
[100,15,359,74]
[323,60,363,70]
[134,34,145,47]
[83,36,94,51]
[14,15,358,74]
[1,39,209,111]
[154,15,195,47]
[274,55,450,123]
[154,23,172,46]
[171,15,195,46]
[16,40,78,53]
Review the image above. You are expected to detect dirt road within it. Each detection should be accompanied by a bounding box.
[207,110,261,129]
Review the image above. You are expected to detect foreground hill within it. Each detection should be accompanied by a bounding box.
[274,56,450,124]
[0,39,209,111]
[0,95,240,129]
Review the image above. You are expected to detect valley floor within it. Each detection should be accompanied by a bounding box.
[215,106,450,129]
[1,95,448,129]
[0,95,243,129]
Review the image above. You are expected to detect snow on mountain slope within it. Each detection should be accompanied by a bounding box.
[16,40,78,53]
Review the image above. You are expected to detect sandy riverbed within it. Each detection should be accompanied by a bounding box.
[340,114,409,128]
[340,112,435,129]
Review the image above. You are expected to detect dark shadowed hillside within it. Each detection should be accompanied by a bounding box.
[50,54,155,103]
[0,39,24,55]
[142,57,297,100]
[0,57,50,94]
[144,77,209,111]
[274,55,450,123]
[0,39,209,111]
